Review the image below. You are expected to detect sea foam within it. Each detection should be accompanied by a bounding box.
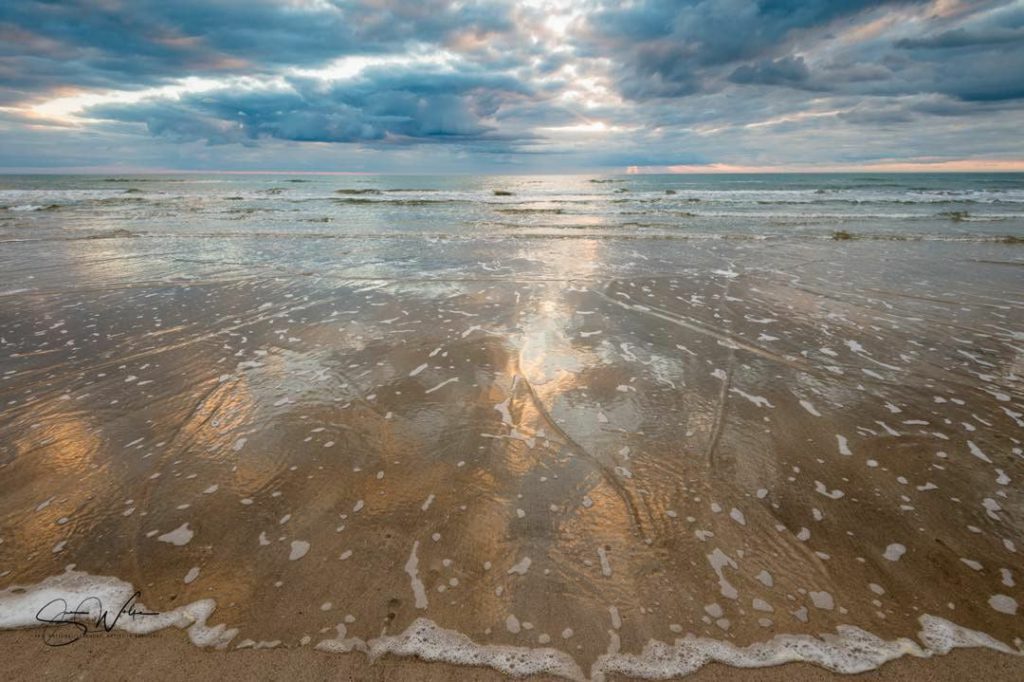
[0,570,1019,679]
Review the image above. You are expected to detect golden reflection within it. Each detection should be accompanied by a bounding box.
[1,411,103,581]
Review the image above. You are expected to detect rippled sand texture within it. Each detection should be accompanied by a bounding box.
[0,177,1022,675]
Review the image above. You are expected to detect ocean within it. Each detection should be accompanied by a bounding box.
[2,172,1023,243]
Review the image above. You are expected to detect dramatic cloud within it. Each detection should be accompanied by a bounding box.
[87,67,542,147]
[0,0,517,93]
[0,0,1022,170]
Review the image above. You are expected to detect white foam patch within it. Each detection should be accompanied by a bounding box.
[315,623,366,653]
[707,549,738,600]
[404,541,429,609]
[988,595,1018,616]
[967,441,993,464]
[730,389,773,409]
[917,615,1016,654]
[424,377,458,394]
[593,615,1022,679]
[370,618,584,680]
[508,557,532,576]
[800,400,822,417]
[495,397,513,425]
[836,435,852,456]
[364,615,1018,680]
[883,543,906,562]
[598,547,612,577]
[593,626,917,678]
[0,568,236,648]
[810,591,835,611]
[814,481,845,499]
[157,523,194,546]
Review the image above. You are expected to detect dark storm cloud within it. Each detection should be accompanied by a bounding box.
[86,66,540,146]
[579,0,1024,112]
[580,0,912,100]
[0,0,516,95]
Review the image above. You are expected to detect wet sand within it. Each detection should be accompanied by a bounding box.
[1,208,1022,678]
[3,629,1024,681]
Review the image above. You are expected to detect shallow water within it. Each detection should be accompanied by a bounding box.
[0,173,1022,677]
[2,172,1024,244]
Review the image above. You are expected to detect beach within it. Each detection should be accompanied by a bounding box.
[0,173,1022,679]
[3,629,1024,681]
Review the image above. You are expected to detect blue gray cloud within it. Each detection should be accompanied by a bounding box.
[728,56,812,86]
[87,67,542,147]
[0,1,517,92]
[579,0,911,99]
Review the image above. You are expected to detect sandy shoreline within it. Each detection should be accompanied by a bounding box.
[2,175,1022,680]
[3,629,1023,681]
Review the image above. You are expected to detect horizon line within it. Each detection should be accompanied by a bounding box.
[2,159,1024,175]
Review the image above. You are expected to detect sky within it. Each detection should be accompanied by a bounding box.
[0,0,1022,173]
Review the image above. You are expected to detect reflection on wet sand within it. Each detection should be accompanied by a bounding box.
[0,224,1021,677]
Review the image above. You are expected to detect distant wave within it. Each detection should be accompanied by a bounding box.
[1,203,62,212]
[495,207,566,214]
[5,227,1017,246]
[332,197,469,206]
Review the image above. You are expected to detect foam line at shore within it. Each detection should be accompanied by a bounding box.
[0,570,1018,680]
